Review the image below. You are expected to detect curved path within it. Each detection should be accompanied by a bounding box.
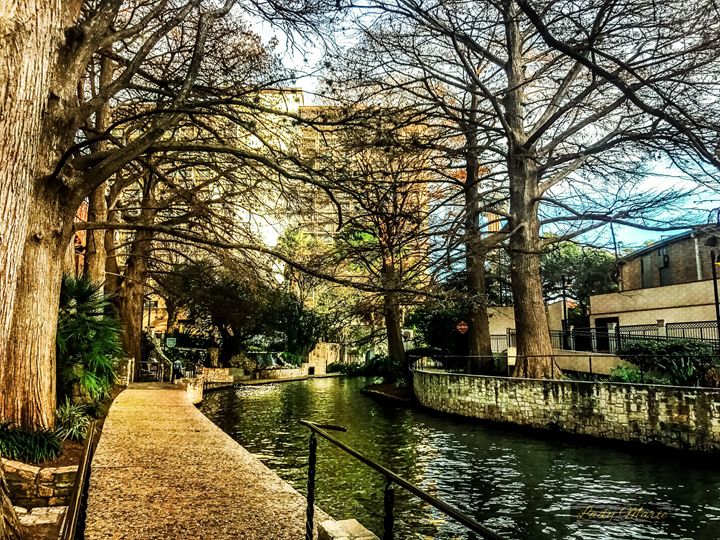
[85,383,327,539]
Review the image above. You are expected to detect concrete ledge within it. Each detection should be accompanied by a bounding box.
[319,519,378,540]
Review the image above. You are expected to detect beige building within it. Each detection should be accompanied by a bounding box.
[589,225,719,336]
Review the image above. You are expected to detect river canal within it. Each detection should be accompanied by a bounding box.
[200,377,720,539]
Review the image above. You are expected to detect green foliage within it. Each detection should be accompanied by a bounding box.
[0,422,61,463]
[327,362,345,373]
[331,355,410,385]
[55,399,91,442]
[160,260,330,364]
[406,302,471,355]
[617,339,718,386]
[541,242,618,315]
[57,275,121,403]
[265,290,329,360]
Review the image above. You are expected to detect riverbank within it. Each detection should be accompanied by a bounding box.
[85,383,332,539]
[413,369,720,453]
[200,376,720,539]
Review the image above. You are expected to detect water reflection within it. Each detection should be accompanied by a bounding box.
[200,378,719,539]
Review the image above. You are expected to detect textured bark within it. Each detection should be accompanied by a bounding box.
[117,187,157,365]
[466,241,493,368]
[0,0,66,401]
[508,167,555,378]
[0,460,21,540]
[1,185,71,431]
[463,111,493,362]
[84,185,108,285]
[504,3,555,378]
[383,291,406,366]
[84,56,113,288]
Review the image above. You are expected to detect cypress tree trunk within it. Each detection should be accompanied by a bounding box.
[84,185,108,286]
[117,187,157,366]
[1,184,72,431]
[383,291,406,367]
[463,92,493,363]
[504,2,555,378]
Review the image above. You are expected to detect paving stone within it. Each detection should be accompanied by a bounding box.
[85,383,332,539]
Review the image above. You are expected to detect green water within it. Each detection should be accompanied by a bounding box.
[200,377,720,539]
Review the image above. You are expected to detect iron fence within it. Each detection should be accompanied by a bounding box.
[411,354,720,386]
[667,321,719,341]
[546,326,720,354]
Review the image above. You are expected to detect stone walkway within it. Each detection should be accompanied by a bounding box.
[85,383,327,539]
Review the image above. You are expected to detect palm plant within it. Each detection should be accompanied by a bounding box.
[57,275,121,403]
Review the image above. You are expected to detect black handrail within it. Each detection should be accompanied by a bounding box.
[59,420,99,540]
[299,419,505,540]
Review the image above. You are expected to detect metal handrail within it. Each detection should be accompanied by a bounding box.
[59,420,100,540]
[299,419,505,540]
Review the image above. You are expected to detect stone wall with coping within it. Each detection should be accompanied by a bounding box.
[413,370,720,452]
[199,367,235,383]
[183,378,204,404]
[254,366,308,379]
[2,458,77,508]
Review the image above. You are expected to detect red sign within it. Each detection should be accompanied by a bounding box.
[456,320,469,334]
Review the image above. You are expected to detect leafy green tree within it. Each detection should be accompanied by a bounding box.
[541,243,618,316]
[264,290,329,363]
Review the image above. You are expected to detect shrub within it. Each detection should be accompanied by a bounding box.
[55,399,91,442]
[617,339,718,386]
[327,362,345,373]
[332,355,411,386]
[0,422,61,464]
[57,275,121,403]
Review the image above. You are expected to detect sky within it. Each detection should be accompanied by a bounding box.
[253,21,720,254]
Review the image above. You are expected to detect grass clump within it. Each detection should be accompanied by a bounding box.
[0,421,61,464]
[55,399,91,442]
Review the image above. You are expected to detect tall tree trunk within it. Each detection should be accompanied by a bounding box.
[463,110,493,363]
[508,164,554,377]
[0,3,81,530]
[84,56,113,288]
[466,241,493,369]
[1,184,72,430]
[84,186,108,285]
[117,185,157,367]
[504,2,555,378]
[383,291,406,369]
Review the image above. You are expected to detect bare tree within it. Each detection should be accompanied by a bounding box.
[327,0,720,377]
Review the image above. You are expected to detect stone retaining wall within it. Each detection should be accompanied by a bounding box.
[199,367,235,383]
[253,366,307,379]
[413,370,720,452]
[2,458,77,508]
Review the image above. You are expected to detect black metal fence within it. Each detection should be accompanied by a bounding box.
[411,353,720,385]
[299,420,505,540]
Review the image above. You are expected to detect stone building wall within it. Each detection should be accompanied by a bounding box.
[413,370,720,452]
[2,458,77,508]
[308,342,342,375]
